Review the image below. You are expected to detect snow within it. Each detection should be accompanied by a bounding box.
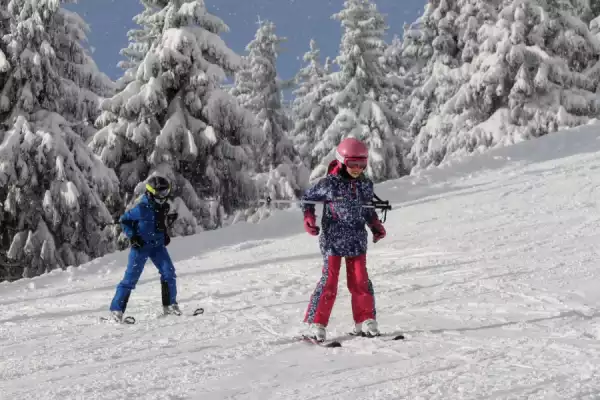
[0,49,9,72]
[2,123,600,398]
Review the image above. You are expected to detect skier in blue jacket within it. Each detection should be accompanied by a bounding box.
[302,138,387,341]
[108,175,181,322]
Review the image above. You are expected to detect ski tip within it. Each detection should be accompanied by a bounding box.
[193,308,204,316]
[392,334,405,340]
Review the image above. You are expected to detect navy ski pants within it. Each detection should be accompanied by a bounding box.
[110,246,177,312]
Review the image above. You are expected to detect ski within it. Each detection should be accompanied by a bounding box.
[348,331,405,341]
[277,330,405,347]
[99,315,136,325]
[299,335,342,348]
[158,307,204,318]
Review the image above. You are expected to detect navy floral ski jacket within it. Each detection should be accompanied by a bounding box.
[302,162,378,257]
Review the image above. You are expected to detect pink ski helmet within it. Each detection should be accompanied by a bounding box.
[335,137,368,168]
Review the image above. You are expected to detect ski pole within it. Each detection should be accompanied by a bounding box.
[260,196,392,221]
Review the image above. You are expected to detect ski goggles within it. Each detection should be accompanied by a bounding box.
[146,184,171,199]
[344,157,368,169]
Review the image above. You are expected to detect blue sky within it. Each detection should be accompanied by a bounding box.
[67,0,426,84]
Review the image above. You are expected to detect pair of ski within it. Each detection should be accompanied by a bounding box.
[99,307,205,325]
[299,331,405,348]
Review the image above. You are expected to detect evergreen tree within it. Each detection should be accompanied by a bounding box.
[591,15,600,52]
[0,0,120,279]
[402,0,467,168]
[431,0,600,169]
[0,1,8,81]
[232,20,309,222]
[118,1,159,74]
[312,0,406,182]
[291,39,336,169]
[592,1,600,17]
[382,34,418,150]
[91,0,260,234]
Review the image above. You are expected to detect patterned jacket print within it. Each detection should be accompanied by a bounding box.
[302,162,378,257]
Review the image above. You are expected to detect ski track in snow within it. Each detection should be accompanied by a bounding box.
[2,125,600,399]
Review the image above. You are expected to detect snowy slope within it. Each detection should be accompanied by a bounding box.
[2,123,600,399]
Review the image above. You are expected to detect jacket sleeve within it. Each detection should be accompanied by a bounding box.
[362,180,378,224]
[119,204,142,239]
[301,178,330,215]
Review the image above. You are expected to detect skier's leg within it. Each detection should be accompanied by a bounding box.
[110,248,149,312]
[304,254,342,326]
[150,246,178,307]
[346,253,376,325]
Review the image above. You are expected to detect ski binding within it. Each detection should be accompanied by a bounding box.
[99,315,136,325]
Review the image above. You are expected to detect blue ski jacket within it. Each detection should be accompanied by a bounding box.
[120,194,169,248]
[302,161,378,257]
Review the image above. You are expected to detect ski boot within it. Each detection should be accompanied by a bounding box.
[308,323,327,342]
[363,319,380,337]
[110,310,124,323]
[163,304,182,316]
[352,319,380,337]
[100,310,135,324]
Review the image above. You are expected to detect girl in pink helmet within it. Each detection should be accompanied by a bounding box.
[302,137,386,342]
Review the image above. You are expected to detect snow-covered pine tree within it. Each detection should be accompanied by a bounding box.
[0,0,120,280]
[231,20,309,222]
[92,0,260,233]
[382,34,419,152]
[402,0,481,169]
[54,7,116,141]
[312,0,407,182]
[117,0,165,91]
[0,1,8,80]
[402,0,456,138]
[429,0,600,170]
[592,14,600,54]
[383,35,412,117]
[592,1,600,17]
[291,39,336,169]
[119,1,157,73]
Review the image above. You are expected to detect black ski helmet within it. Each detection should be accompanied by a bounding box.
[145,175,171,201]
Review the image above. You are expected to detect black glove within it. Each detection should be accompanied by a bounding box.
[166,212,178,227]
[164,233,171,246]
[130,235,144,249]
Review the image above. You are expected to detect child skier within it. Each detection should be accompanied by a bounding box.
[108,175,181,322]
[302,137,387,342]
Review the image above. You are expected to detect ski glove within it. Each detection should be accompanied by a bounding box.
[303,211,320,236]
[164,233,171,246]
[166,212,178,227]
[130,235,144,249]
[369,219,386,243]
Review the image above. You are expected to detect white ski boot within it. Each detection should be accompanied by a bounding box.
[163,304,182,316]
[363,319,380,337]
[309,323,327,342]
